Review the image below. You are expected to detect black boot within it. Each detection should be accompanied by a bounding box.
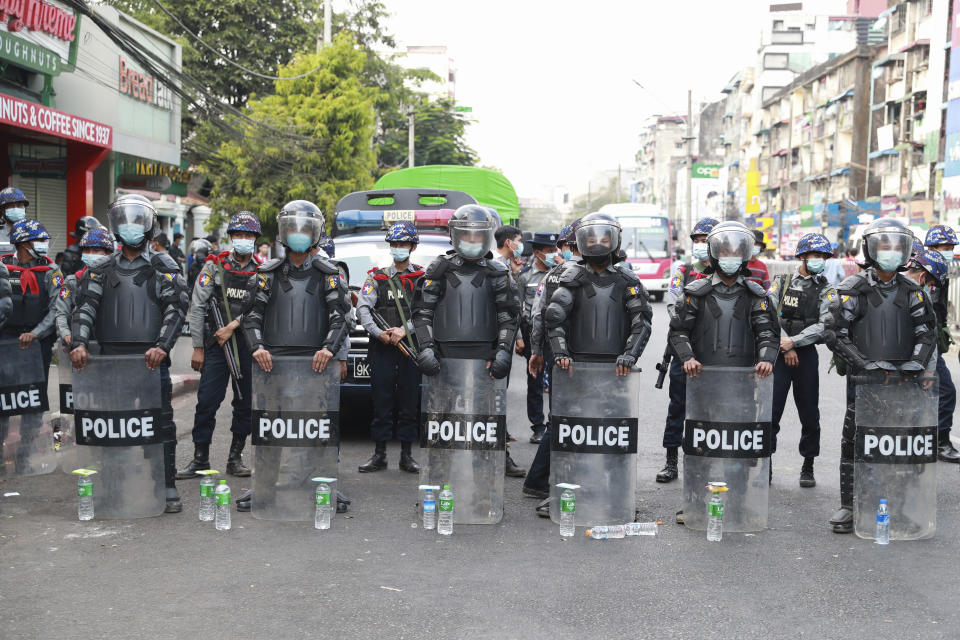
[505,451,526,477]
[830,506,853,533]
[655,447,678,483]
[226,434,252,477]
[399,442,420,473]
[163,441,182,513]
[359,441,388,472]
[938,440,960,463]
[799,457,816,488]
[175,443,210,480]
[236,488,252,512]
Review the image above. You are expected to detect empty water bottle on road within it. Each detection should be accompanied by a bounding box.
[420,484,439,530]
[585,525,625,540]
[557,483,580,537]
[624,522,659,536]
[875,499,890,545]
[197,470,220,522]
[312,477,335,530]
[438,485,453,535]
[706,482,728,542]
[215,480,231,531]
[72,469,97,521]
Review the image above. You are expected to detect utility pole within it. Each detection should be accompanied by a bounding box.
[617,163,622,203]
[408,107,415,168]
[324,0,332,47]
[685,89,694,237]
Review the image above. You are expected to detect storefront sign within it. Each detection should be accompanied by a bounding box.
[0,92,111,147]
[115,154,192,196]
[0,0,78,75]
[9,155,66,177]
[691,164,721,179]
[118,56,173,110]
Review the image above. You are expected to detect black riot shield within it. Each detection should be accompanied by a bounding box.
[854,373,938,540]
[549,361,640,526]
[0,339,55,477]
[683,366,773,532]
[419,358,505,524]
[72,354,168,518]
[251,357,340,521]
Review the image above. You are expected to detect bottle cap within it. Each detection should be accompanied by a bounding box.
[556,483,581,490]
[196,469,220,476]
[71,468,98,477]
[879,498,887,504]
[311,477,337,483]
[418,484,441,491]
[443,484,451,490]
[219,479,226,484]
[585,530,592,537]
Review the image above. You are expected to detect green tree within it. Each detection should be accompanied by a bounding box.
[378,95,477,170]
[201,34,377,239]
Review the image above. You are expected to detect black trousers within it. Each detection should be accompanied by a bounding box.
[771,345,821,458]
[368,340,420,443]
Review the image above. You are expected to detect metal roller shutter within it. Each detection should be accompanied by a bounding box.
[11,175,68,254]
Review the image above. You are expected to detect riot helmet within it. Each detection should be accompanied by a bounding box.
[276,200,324,253]
[862,218,912,272]
[574,212,621,265]
[448,204,499,259]
[706,221,753,276]
[189,237,214,260]
[108,194,156,249]
[72,215,102,239]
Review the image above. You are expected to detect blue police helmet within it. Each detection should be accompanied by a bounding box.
[79,227,116,251]
[10,219,49,245]
[925,224,958,247]
[0,186,28,208]
[227,210,262,235]
[796,233,833,257]
[690,217,719,239]
[385,220,418,244]
[912,249,949,284]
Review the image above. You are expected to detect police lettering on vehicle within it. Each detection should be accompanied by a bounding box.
[0,383,48,415]
[420,413,507,450]
[682,420,773,458]
[855,426,937,464]
[550,415,638,454]
[74,409,169,446]
[251,410,341,447]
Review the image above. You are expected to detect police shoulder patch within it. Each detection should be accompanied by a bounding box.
[257,274,268,290]
[361,281,374,295]
[53,274,63,288]
[197,273,211,287]
[58,287,69,300]
[916,291,924,303]
[759,298,768,311]
[627,285,639,297]
[327,275,339,289]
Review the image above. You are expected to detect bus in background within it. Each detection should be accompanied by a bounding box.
[599,203,674,301]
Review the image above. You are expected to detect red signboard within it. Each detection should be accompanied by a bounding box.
[0,91,111,147]
[0,0,76,42]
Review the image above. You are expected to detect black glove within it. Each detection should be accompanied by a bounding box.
[616,354,637,369]
[415,347,440,376]
[488,348,512,379]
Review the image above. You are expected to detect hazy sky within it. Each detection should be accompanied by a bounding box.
[386,0,773,200]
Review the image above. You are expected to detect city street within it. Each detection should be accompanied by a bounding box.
[2,301,959,639]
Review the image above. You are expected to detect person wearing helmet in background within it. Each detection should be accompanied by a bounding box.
[823,218,937,533]
[654,217,719,484]
[0,187,30,253]
[412,204,526,478]
[69,194,188,513]
[767,232,833,488]
[177,212,264,481]
[355,221,424,474]
[923,225,960,462]
[747,229,771,290]
[61,216,103,276]
[187,238,214,292]
[54,228,115,347]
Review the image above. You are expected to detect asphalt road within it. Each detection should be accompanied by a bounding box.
[2,302,960,639]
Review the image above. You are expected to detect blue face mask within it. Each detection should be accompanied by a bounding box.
[390,247,411,263]
[513,241,524,257]
[752,245,762,258]
[32,241,48,256]
[718,257,742,275]
[5,207,25,222]
[692,243,709,261]
[232,238,255,255]
[876,249,904,272]
[939,249,955,262]
[285,232,312,253]
[459,241,484,259]
[117,223,145,246]
[81,253,108,268]
[805,257,825,274]
[543,252,557,268]
[562,249,574,261]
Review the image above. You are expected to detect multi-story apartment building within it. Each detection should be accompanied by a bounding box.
[633,115,687,219]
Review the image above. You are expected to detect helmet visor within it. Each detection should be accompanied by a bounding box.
[449,224,495,257]
[575,223,620,257]
[278,214,323,248]
[108,202,154,234]
[866,232,912,268]
[708,229,753,261]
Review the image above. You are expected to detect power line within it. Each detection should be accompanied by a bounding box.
[149,0,325,81]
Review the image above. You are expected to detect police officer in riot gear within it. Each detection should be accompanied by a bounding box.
[923,225,960,462]
[545,212,653,376]
[61,216,103,277]
[187,238,214,291]
[656,217,718,484]
[824,218,937,533]
[412,204,526,477]
[517,231,560,444]
[177,212,263,480]
[69,194,189,513]
[54,228,115,347]
[356,221,424,473]
[767,232,832,487]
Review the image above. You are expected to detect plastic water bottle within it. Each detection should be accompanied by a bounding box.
[624,522,659,536]
[706,481,728,542]
[875,499,890,545]
[422,486,437,530]
[437,484,453,535]
[73,469,96,521]
[198,470,219,522]
[557,482,580,537]
[314,479,333,530]
[215,480,231,531]
[585,525,625,540]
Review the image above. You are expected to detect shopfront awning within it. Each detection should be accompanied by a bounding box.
[0,92,111,148]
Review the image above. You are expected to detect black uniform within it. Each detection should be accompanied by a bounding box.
[61,242,82,277]
[824,268,937,511]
